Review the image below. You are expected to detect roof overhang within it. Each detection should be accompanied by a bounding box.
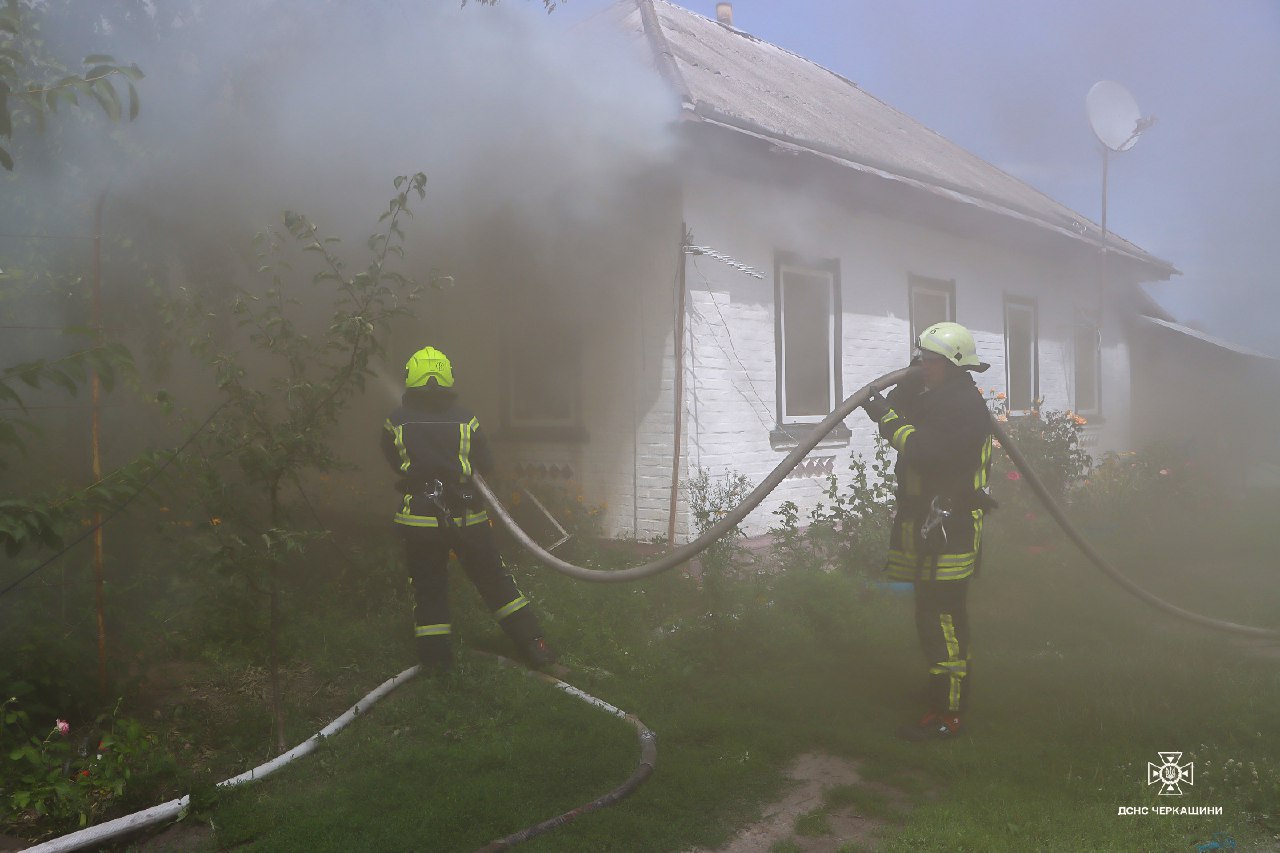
[627,0,1179,284]
[1139,315,1277,361]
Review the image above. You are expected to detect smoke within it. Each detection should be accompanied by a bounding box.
[70,1,677,263]
[0,0,682,492]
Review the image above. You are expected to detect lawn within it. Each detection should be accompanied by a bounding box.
[164,493,1280,852]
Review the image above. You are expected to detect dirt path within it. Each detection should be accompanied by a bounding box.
[687,752,915,853]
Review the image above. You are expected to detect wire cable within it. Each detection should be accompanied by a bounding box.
[0,400,229,598]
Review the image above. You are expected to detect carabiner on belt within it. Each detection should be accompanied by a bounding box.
[920,495,951,545]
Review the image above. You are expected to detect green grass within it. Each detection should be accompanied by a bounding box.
[823,784,905,823]
[121,495,1280,852]
[794,807,832,836]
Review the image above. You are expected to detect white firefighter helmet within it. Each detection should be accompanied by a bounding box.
[917,322,987,371]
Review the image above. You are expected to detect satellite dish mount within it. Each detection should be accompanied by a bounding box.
[1083,81,1154,409]
[1086,81,1155,255]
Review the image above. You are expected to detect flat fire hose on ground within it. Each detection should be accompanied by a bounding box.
[24,656,654,853]
[472,653,657,852]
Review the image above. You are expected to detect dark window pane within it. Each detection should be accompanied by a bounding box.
[783,270,831,418]
[1007,303,1036,410]
[511,340,576,425]
[1075,324,1099,412]
[911,288,950,341]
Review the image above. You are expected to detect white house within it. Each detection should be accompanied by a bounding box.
[414,0,1187,542]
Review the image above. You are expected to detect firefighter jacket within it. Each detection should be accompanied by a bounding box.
[876,372,993,581]
[381,387,494,528]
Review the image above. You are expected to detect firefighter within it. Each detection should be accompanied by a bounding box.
[862,322,995,740]
[381,345,558,674]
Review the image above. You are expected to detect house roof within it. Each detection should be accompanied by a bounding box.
[610,0,1176,279]
[1139,316,1277,361]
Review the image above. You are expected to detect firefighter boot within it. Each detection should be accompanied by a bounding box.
[895,711,963,742]
[523,636,559,669]
[416,635,454,676]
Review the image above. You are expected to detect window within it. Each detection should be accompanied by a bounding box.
[1004,296,1038,412]
[908,275,955,350]
[775,254,841,424]
[1074,316,1100,415]
[502,334,585,440]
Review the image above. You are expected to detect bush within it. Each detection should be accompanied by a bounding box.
[684,468,755,617]
[770,437,895,576]
[983,392,1089,540]
[1,698,174,840]
[496,476,605,542]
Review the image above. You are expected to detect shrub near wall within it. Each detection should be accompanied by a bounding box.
[984,391,1090,546]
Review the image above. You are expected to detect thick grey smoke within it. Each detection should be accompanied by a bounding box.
[100,1,678,269]
[1,0,682,488]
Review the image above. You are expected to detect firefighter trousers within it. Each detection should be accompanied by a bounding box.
[914,577,971,715]
[401,522,543,669]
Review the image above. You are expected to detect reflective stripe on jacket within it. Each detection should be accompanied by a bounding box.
[381,388,494,528]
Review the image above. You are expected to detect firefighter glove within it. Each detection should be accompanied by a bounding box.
[863,391,891,422]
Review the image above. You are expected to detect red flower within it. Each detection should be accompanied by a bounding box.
[1006,471,1022,481]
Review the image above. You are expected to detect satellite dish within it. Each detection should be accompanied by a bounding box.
[1087,81,1147,152]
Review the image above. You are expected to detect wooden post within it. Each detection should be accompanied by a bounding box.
[91,192,108,698]
[667,225,689,545]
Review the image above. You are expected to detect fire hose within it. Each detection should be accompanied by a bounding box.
[989,417,1279,640]
[24,365,1276,853]
[474,366,922,582]
[480,365,1279,641]
[23,657,656,853]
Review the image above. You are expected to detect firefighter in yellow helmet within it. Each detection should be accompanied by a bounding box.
[862,322,995,740]
[381,346,557,673]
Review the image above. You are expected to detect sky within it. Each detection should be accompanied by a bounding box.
[546,0,1280,357]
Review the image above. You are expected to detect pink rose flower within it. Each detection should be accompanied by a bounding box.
[55,719,70,736]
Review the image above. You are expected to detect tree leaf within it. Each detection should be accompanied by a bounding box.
[83,54,116,65]
[84,64,115,81]
[127,80,138,120]
[91,77,121,122]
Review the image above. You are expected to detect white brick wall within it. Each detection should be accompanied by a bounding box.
[622,165,1139,540]
[495,164,1143,545]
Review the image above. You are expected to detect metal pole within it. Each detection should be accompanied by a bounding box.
[1097,146,1109,324]
[91,192,107,698]
[1090,146,1110,420]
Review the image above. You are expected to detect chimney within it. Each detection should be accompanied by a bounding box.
[715,2,733,26]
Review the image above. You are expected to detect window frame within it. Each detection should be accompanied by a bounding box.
[1003,295,1039,414]
[907,274,956,355]
[1073,311,1102,417]
[499,332,588,442]
[773,252,842,427]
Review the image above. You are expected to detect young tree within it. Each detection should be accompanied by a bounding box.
[179,174,428,750]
